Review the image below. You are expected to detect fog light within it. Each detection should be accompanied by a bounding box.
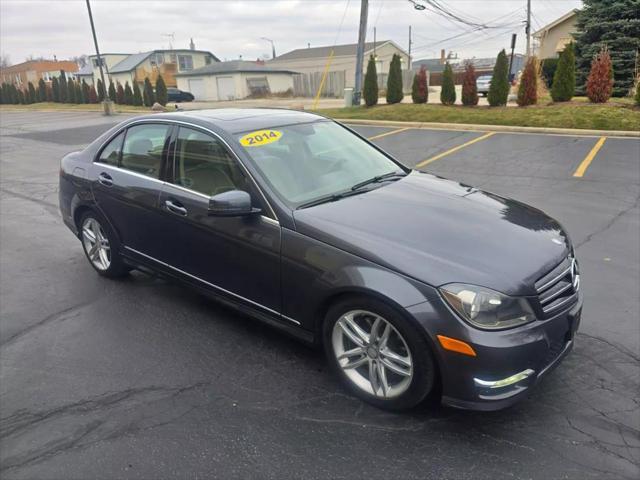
[474,369,535,389]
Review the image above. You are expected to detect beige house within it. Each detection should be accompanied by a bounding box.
[77,50,219,88]
[268,40,410,88]
[175,61,297,101]
[533,9,579,59]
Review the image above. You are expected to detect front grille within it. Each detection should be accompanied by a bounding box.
[535,255,580,317]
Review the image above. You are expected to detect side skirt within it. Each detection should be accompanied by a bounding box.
[120,247,316,345]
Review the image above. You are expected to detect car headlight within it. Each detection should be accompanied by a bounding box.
[440,283,536,330]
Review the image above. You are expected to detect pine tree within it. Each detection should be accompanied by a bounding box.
[574,0,640,97]
[88,85,98,104]
[59,71,67,103]
[132,82,143,106]
[586,46,614,103]
[155,75,168,106]
[461,62,478,106]
[488,49,510,106]
[82,79,90,104]
[440,62,456,105]
[541,58,559,88]
[76,82,84,104]
[551,43,575,102]
[517,57,538,106]
[143,77,155,107]
[124,81,133,105]
[108,82,116,102]
[116,83,125,104]
[67,80,76,103]
[52,77,60,102]
[17,89,25,104]
[27,82,37,104]
[411,66,428,104]
[37,78,47,102]
[363,55,379,107]
[0,85,4,105]
[97,78,105,101]
[635,76,640,106]
[386,54,403,104]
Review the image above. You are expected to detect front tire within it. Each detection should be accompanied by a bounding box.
[80,211,129,278]
[323,296,436,411]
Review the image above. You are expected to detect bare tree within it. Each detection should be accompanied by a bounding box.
[1,54,12,68]
[71,55,89,68]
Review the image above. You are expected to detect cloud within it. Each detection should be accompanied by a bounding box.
[0,0,582,64]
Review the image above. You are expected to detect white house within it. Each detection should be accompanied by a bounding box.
[77,49,219,88]
[533,9,579,59]
[175,61,297,101]
[268,40,410,88]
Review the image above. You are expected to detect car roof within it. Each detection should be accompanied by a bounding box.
[135,108,327,135]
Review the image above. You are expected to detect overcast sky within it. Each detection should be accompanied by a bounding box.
[1,0,582,65]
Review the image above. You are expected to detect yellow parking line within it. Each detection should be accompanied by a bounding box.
[573,136,607,178]
[415,132,496,168]
[367,127,411,140]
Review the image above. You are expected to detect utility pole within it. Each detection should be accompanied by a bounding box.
[508,33,517,81]
[526,0,531,59]
[408,25,412,69]
[373,26,376,59]
[85,0,113,115]
[353,0,369,105]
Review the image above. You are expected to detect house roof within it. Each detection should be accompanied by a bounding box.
[533,9,579,37]
[76,64,93,76]
[108,49,220,73]
[411,58,447,72]
[270,40,406,62]
[175,60,298,77]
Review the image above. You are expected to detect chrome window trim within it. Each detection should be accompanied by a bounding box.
[95,163,279,226]
[92,118,279,222]
[124,246,299,325]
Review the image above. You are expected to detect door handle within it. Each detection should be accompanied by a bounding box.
[165,199,188,216]
[98,172,113,187]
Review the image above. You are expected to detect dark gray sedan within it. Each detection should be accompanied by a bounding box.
[59,109,582,411]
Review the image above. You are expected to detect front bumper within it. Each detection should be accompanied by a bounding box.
[407,294,582,411]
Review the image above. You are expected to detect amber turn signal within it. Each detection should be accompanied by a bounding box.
[437,335,477,357]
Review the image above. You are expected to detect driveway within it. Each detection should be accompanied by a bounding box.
[1,112,638,479]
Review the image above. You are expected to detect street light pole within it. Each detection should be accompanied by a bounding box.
[261,37,276,59]
[353,0,369,105]
[85,0,113,115]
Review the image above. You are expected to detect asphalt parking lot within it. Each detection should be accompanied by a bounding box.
[1,111,638,479]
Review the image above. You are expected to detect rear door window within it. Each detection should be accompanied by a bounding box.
[121,124,171,179]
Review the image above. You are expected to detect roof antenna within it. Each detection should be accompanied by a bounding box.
[161,32,175,50]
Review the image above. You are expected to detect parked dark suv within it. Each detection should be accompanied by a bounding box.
[59,109,581,411]
[167,88,194,102]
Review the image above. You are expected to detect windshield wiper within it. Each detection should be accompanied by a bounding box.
[350,171,407,191]
[297,189,369,210]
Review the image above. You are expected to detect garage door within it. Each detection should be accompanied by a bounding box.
[216,76,235,101]
[187,79,205,100]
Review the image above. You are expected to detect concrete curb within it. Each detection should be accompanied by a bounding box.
[335,118,640,138]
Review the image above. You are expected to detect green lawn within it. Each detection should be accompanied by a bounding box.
[318,100,640,132]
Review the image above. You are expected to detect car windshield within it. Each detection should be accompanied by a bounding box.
[235,121,405,208]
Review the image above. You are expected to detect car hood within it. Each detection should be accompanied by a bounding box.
[292,171,570,296]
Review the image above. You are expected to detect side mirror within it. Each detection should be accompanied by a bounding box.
[208,190,261,217]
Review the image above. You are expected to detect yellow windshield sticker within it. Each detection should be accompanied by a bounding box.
[240,129,282,147]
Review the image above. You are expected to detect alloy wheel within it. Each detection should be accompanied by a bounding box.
[332,310,413,399]
[81,217,111,271]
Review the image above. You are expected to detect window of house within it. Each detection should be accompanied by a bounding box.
[205,55,213,65]
[172,127,246,196]
[92,58,105,68]
[96,131,124,166]
[150,53,164,66]
[120,124,171,178]
[178,55,193,71]
[169,53,177,64]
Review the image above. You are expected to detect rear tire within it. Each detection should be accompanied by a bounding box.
[79,210,130,278]
[323,295,436,411]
